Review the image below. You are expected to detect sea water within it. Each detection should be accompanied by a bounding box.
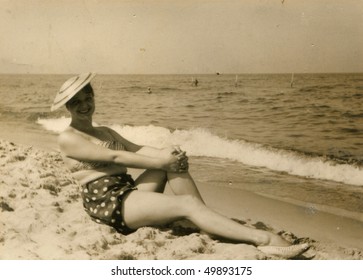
[0,73,362,221]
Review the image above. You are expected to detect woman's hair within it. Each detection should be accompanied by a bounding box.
[82,83,94,97]
[65,83,94,108]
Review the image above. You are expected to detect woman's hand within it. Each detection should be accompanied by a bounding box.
[160,145,182,157]
[176,150,189,172]
[161,151,189,173]
[171,145,183,155]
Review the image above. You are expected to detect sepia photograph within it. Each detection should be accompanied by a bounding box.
[0,0,362,264]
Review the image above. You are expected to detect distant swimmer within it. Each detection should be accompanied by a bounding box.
[147,87,152,94]
[192,78,198,87]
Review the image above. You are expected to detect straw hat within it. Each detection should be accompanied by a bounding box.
[50,72,96,111]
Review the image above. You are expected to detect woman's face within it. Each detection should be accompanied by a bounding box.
[66,86,95,120]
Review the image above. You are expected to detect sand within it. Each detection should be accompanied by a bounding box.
[0,138,362,260]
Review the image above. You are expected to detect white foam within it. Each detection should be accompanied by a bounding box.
[37,117,71,133]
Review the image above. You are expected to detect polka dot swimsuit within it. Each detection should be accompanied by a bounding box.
[82,174,137,234]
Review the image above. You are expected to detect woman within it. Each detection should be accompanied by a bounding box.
[51,73,309,258]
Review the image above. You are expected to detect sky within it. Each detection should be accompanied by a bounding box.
[1,0,362,74]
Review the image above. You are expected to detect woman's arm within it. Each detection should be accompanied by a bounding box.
[58,131,183,172]
[106,127,188,171]
[107,127,183,158]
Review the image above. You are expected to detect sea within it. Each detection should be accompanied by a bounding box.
[0,73,362,222]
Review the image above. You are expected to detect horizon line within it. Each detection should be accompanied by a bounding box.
[0,71,362,75]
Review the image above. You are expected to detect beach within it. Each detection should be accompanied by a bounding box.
[1,0,363,271]
[1,136,362,260]
[1,73,362,260]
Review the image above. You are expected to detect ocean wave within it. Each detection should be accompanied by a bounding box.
[299,84,347,93]
[342,112,363,119]
[158,87,180,91]
[37,118,363,186]
[37,117,72,133]
[26,112,55,121]
[217,91,240,96]
[339,128,361,134]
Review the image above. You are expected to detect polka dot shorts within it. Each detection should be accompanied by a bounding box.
[81,174,137,235]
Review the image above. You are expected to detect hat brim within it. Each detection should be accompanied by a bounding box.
[50,72,96,112]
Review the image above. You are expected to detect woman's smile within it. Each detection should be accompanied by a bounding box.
[78,107,92,115]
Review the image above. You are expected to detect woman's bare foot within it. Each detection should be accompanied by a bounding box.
[265,232,291,246]
[258,243,310,259]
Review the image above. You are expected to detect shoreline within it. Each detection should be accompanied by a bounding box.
[254,191,363,223]
[0,137,362,260]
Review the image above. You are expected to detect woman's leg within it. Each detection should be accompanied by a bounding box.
[167,172,204,202]
[135,170,204,202]
[134,169,167,193]
[122,191,288,246]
